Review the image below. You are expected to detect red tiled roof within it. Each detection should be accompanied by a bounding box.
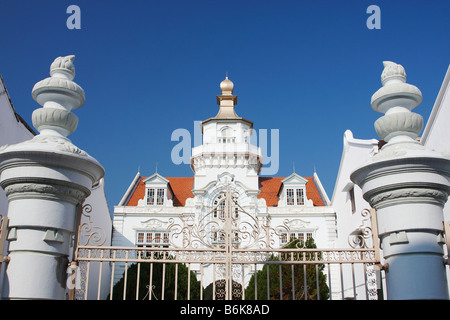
[126,177,146,206]
[125,176,324,207]
[167,177,194,206]
[125,177,194,206]
[258,177,284,207]
[258,177,324,207]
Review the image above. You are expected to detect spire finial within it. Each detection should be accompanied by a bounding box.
[31,55,84,138]
[220,75,233,95]
[371,61,423,144]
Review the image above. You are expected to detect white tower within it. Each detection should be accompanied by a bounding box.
[351,61,450,299]
[191,77,262,196]
[0,56,104,299]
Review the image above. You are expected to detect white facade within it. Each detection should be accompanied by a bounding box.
[420,65,450,295]
[331,130,379,248]
[0,75,36,215]
[331,131,383,299]
[112,77,336,290]
[421,65,450,220]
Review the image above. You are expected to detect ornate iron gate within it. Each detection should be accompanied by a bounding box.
[71,188,382,300]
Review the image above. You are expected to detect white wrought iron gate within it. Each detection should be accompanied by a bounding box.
[70,188,383,300]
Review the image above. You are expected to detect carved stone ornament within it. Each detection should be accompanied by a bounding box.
[371,61,423,144]
[368,187,448,209]
[32,108,79,135]
[139,218,168,230]
[32,55,85,110]
[374,112,423,141]
[2,181,89,203]
[285,218,311,229]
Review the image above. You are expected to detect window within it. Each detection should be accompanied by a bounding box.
[154,233,161,245]
[213,194,239,219]
[157,188,165,205]
[146,188,165,205]
[137,232,144,244]
[280,231,314,246]
[286,189,295,205]
[211,231,240,245]
[280,233,288,245]
[286,188,305,206]
[296,189,304,205]
[136,231,169,248]
[213,195,225,219]
[218,137,235,143]
[147,189,155,205]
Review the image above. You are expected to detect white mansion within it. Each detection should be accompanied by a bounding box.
[111,76,337,285]
[1,55,450,300]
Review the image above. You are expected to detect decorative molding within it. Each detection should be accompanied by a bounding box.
[138,218,169,230]
[1,178,90,204]
[367,187,448,208]
[30,135,88,156]
[32,108,79,135]
[285,218,311,229]
[374,112,423,141]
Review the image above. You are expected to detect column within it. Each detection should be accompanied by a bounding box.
[351,61,450,299]
[0,55,104,299]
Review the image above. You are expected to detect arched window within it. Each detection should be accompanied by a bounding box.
[213,194,226,219]
[212,193,239,219]
[218,127,236,143]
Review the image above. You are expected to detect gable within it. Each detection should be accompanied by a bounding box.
[258,176,325,207]
[125,176,194,206]
[281,173,309,185]
[143,173,169,185]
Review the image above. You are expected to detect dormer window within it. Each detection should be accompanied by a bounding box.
[141,173,171,207]
[146,188,165,205]
[286,188,305,206]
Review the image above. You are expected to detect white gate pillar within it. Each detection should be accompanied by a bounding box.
[0,56,104,299]
[351,61,450,299]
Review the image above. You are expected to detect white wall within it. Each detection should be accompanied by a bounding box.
[0,75,36,216]
[331,130,379,248]
[330,130,380,299]
[420,65,450,296]
[421,65,450,221]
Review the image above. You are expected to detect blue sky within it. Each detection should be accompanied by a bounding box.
[1,0,449,213]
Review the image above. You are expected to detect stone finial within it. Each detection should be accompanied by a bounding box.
[31,55,85,137]
[371,61,423,144]
[381,61,406,85]
[50,55,76,80]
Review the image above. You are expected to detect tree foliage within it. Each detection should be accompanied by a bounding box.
[244,238,329,300]
[108,261,201,300]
